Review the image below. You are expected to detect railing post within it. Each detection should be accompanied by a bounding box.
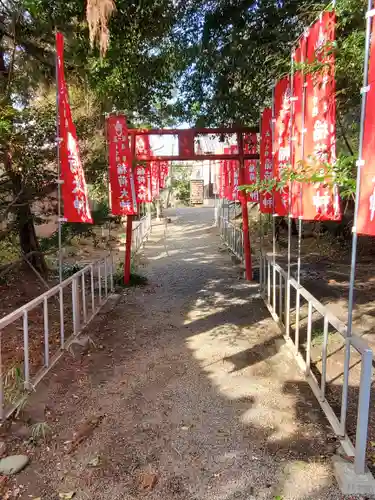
[90,264,95,313]
[321,315,329,401]
[43,297,49,368]
[72,277,79,335]
[98,263,102,303]
[0,331,3,420]
[110,255,114,292]
[104,259,108,297]
[23,311,30,387]
[354,347,373,474]
[341,337,351,436]
[81,272,87,323]
[306,301,313,376]
[295,288,300,353]
[279,272,283,323]
[59,287,65,348]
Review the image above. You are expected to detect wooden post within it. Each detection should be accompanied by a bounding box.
[237,132,252,280]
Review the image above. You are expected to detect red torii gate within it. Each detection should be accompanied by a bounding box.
[125,126,260,283]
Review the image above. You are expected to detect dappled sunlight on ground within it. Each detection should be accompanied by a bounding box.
[11,207,343,500]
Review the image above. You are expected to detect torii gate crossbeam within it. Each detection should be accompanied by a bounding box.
[124,126,259,283]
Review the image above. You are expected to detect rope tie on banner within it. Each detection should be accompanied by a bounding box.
[361,85,370,93]
[366,8,375,18]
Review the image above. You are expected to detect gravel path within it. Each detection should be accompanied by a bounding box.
[13,207,345,500]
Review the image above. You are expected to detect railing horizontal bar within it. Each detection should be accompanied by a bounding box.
[0,255,112,330]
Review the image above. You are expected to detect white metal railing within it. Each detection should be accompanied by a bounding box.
[0,255,114,420]
[260,253,373,475]
[132,213,152,256]
[218,215,244,262]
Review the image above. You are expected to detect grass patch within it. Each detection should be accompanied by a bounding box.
[311,327,325,346]
[113,261,148,288]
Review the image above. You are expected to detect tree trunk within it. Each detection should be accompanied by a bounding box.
[17,201,48,275]
[4,151,47,276]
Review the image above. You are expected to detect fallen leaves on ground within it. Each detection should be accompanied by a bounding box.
[88,456,100,467]
[59,492,76,499]
[140,471,158,491]
[68,415,105,453]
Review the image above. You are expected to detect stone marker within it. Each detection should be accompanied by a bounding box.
[0,455,29,475]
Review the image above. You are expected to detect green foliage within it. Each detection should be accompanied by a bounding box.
[30,421,52,442]
[113,261,148,287]
[172,179,190,204]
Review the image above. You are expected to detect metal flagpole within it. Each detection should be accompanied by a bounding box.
[271,84,276,313]
[104,114,113,289]
[286,53,294,337]
[55,34,63,284]
[294,29,308,353]
[341,0,373,436]
[259,113,263,292]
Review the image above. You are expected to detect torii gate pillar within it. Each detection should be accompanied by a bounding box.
[237,132,252,280]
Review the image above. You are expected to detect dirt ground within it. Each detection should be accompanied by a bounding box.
[0,206,356,500]
[244,208,375,470]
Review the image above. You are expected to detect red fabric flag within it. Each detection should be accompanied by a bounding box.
[134,135,152,203]
[260,108,274,214]
[357,6,375,235]
[151,161,160,199]
[230,145,239,201]
[107,115,137,216]
[302,12,341,221]
[273,77,291,216]
[56,33,92,224]
[223,147,232,200]
[159,161,169,189]
[244,133,259,203]
[218,160,224,198]
[135,164,152,203]
[290,36,307,218]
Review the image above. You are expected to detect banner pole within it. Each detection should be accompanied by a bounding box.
[104,115,113,285]
[341,0,372,434]
[286,53,294,337]
[271,84,276,312]
[298,31,309,287]
[124,132,135,285]
[55,35,63,284]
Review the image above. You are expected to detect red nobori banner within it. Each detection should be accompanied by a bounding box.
[223,147,232,200]
[290,36,307,218]
[230,144,239,201]
[56,33,92,224]
[135,164,152,203]
[218,160,225,198]
[244,133,259,203]
[357,5,375,235]
[151,161,160,199]
[159,161,169,189]
[134,134,152,203]
[302,11,341,221]
[107,114,137,215]
[260,108,274,214]
[273,77,291,216]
